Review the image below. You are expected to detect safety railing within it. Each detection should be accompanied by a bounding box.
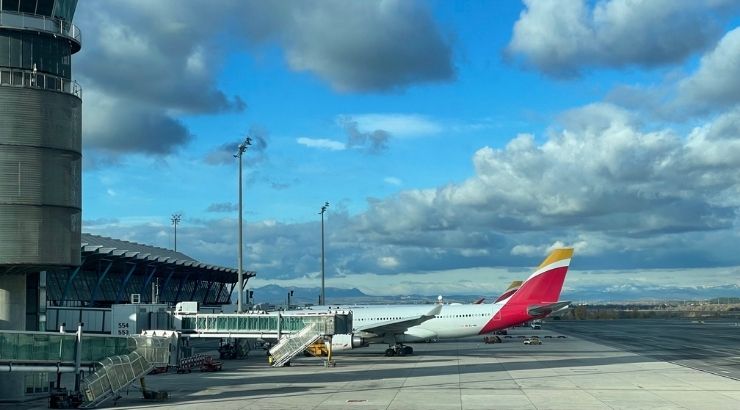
[0,10,81,47]
[0,67,82,98]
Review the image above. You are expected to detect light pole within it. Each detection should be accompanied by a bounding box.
[171,213,182,252]
[319,202,329,305]
[234,137,252,313]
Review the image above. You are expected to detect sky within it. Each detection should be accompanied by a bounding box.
[75,0,740,299]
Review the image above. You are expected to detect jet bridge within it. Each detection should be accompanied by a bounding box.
[175,310,353,367]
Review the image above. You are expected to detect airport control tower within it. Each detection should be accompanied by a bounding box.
[0,0,81,329]
[0,0,81,399]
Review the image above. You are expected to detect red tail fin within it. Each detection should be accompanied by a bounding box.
[508,248,573,304]
[479,249,573,334]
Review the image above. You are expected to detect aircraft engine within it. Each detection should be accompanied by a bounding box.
[331,334,369,351]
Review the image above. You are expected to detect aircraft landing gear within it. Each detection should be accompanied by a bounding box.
[384,344,413,356]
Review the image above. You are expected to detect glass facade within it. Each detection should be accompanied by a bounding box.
[47,267,234,307]
[51,0,76,22]
[0,0,77,21]
[0,30,72,78]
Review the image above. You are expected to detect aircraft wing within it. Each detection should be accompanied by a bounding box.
[528,301,570,317]
[354,304,442,336]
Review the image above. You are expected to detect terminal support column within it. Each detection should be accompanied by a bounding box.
[0,273,27,400]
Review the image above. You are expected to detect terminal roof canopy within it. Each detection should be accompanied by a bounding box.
[80,233,246,274]
[45,233,255,307]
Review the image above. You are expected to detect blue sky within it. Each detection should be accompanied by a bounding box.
[75,1,740,299]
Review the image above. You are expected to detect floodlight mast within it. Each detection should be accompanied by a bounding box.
[171,213,182,251]
[234,137,252,313]
[319,202,329,305]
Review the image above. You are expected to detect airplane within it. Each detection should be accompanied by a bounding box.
[494,280,523,303]
[306,248,574,357]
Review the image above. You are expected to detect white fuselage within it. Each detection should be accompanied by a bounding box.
[320,303,506,343]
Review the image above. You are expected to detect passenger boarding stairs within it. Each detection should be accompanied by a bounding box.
[269,323,322,367]
[79,337,170,408]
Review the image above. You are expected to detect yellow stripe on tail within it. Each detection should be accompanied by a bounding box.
[537,248,574,269]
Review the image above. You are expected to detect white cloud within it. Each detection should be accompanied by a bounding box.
[507,0,735,77]
[511,244,545,257]
[684,108,740,170]
[677,27,740,114]
[384,177,403,186]
[350,114,444,137]
[75,0,453,160]
[87,105,740,292]
[378,256,400,268]
[260,0,454,91]
[296,137,346,151]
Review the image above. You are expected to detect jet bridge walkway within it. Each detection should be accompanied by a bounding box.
[177,310,352,339]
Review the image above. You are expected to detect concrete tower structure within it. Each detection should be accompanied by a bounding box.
[0,0,81,399]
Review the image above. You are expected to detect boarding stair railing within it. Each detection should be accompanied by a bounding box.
[268,323,322,367]
[79,336,170,408]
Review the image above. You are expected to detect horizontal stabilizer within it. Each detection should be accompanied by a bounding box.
[527,301,570,317]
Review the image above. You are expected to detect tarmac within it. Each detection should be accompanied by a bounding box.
[4,322,740,409]
[550,318,740,381]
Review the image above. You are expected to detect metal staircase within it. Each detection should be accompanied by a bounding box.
[78,352,152,408]
[268,323,322,367]
[80,336,170,408]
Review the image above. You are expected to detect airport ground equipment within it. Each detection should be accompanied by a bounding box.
[175,353,221,373]
[199,356,223,372]
[483,335,503,344]
[264,311,348,367]
[268,323,324,367]
[177,354,205,373]
[218,339,248,359]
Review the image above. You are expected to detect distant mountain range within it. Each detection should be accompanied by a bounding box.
[242,283,740,306]
[244,284,477,306]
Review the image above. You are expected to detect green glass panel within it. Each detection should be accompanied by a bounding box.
[182,317,195,330]
[217,316,227,330]
[59,336,75,361]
